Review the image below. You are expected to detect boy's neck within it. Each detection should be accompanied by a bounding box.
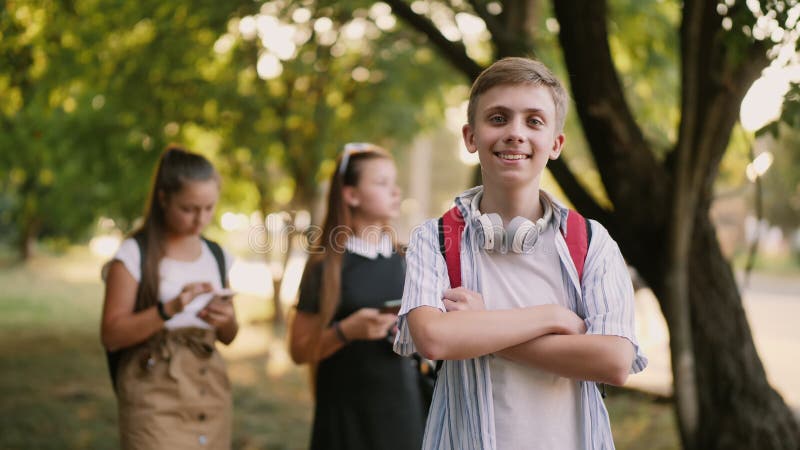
[479,183,544,224]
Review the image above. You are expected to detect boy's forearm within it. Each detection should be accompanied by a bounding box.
[496,334,635,385]
[407,305,573,361]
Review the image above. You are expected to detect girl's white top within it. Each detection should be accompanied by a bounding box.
[104,238,233,330]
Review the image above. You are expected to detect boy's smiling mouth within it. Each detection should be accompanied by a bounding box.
[494,151,531,160]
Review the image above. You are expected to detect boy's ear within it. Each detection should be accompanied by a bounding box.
[462,124,478,154]
[342,186,360,208]
[549,133,565,160]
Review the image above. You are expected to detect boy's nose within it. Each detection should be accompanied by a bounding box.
[504,132,525,144]
[504,120,526,142]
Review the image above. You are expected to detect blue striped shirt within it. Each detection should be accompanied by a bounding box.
[394,186,647,450]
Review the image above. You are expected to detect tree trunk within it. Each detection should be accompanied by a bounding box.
[688,213,799,449]
[20,226,37,261]
[271,275,286,325]
[18,215,40,261]
[641,210,800,450]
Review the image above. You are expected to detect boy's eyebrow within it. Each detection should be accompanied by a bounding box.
[483,105,548,115]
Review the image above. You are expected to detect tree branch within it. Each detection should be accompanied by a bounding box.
[465,0,505,44]
[547,159,612,225]
[675,0,770,202]
[553,0,668,225]
[385,0,484,80]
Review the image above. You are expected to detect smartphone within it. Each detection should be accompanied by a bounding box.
[380,299,402,314]
[215,288,237,300]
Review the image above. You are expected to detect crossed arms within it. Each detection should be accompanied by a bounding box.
[407,289,634,386]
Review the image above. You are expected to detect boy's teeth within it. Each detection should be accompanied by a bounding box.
[498,153,527,160]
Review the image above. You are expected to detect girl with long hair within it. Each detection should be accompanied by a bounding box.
[289,143,425,450]
[101,145,238,449]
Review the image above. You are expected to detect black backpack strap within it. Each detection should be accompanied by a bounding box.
[586,216,593,248]
[437,216,447,256]
[107,233,148,391]
[202,237,228,288]
[133,233,148,297]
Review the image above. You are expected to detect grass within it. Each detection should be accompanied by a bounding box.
[0,246,679,449]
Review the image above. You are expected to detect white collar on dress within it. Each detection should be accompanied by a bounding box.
[345,234,394,259]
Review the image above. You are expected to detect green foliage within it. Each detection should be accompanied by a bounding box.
[761,124,800,230]
[0,0,257,249]
[213,1,459,213]
[607,0,681,154]
[0,0,460,254]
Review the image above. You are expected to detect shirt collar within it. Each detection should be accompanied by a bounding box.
[345,234,394,259]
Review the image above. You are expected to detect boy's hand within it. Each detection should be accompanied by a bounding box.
[341,308,397,341]
[443,287,485,312]
[550,305,586,335]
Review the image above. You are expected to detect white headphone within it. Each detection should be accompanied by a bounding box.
[473,203,553,254]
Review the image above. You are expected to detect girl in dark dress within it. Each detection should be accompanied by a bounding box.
[289,143,425,450]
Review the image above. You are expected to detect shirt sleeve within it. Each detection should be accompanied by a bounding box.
[393,219,450,356]
[580,221,648,374]
[101,238,141,282]
[296,259,323,314]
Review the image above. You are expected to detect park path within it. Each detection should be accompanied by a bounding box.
[626,271,800,417]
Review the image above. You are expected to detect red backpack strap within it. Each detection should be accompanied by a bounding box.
[564,210,591,282]
[438,206,465,288]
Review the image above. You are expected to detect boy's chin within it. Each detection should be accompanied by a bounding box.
[486,172,538,188]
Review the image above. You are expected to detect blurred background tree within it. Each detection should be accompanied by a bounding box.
[0,0,259,257]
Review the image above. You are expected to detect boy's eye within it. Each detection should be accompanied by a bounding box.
[528,117,543,126]
[488,115,506,124]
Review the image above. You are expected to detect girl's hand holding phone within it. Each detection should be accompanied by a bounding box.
[341,308,397,341]
[165,282,214,316]
[197,289,237,329]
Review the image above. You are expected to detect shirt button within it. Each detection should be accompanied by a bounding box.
[199,367,207,375]
[198,435,207,445]
[198,413,206,421]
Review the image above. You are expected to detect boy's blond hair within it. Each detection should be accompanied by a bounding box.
[467,57,569,133]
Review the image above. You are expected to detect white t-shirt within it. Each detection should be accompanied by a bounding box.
[106,237,234,330]
[475,201,581,450]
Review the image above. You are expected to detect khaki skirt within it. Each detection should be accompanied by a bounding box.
[115,328,231,450]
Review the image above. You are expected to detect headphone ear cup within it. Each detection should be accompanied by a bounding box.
[507,217,536,253]
[476,213,504,251]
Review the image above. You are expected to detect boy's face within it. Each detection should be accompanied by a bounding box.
[462,83,564,189]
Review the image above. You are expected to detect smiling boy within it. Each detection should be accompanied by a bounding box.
[394,57,647,449]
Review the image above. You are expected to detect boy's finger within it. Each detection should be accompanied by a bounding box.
[443,288,463,298]
[443,291,466,302]
[442,299,460,311]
